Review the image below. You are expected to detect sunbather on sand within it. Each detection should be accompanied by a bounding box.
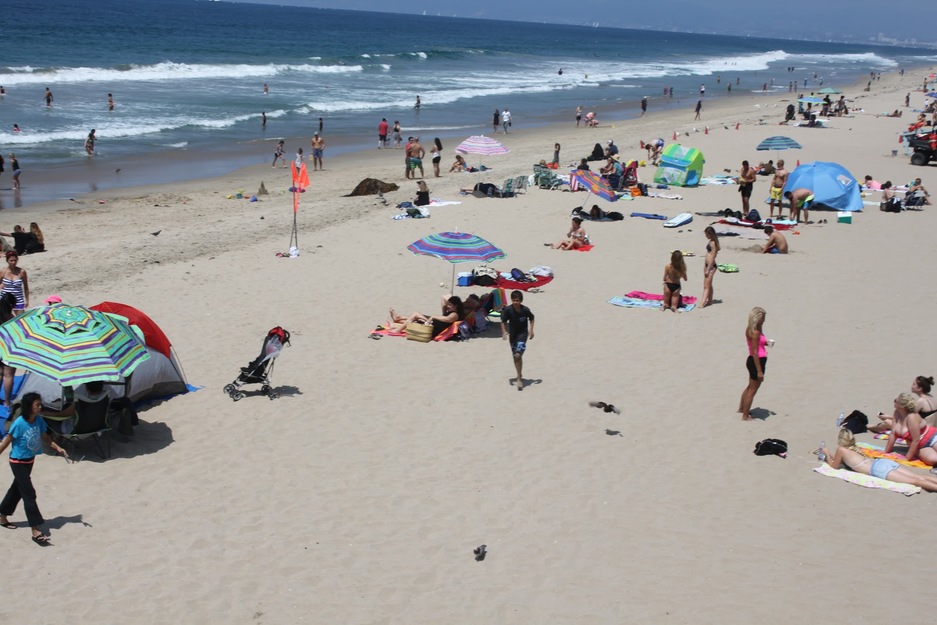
[449,155,468,173]
[548,217,588,250]
[819,428,937,492]
[387,295,465,337]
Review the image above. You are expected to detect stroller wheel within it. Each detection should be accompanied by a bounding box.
[268,392,278,400]
[261,385,271,394]
[232,392,245,402]
[223,384,236,396]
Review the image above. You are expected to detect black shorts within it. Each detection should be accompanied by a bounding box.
[739,183,753,198]
[746,355,767,380]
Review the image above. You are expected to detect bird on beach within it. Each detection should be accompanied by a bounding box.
[150,230,161,237]
[589,401,620,414]
[115,168,121,174]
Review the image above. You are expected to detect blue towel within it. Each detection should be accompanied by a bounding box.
[607,296,695,312]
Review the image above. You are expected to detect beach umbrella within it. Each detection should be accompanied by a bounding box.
[455,135,510,157]
[455,135,509,181]
[570,170,619,207]
[797,96,823,104]
[926,92,937,99]
[756,136,802,159]
[0,304,150,386]
[783,161,862,213]
[817,87,842,95]
[407,231,506,288]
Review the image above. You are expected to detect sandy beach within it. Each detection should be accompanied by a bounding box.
[0,67,935,624]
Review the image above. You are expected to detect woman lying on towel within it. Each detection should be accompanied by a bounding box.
[387,295,465,337]
[547,217,589,250]
[818,428,937,491]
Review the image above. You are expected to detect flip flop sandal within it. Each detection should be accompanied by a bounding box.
[31,534,50,546]
[0,522,15,529]
[368,333,382,340]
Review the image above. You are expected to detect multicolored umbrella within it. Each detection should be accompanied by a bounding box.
[571,170,618,204]
[408,231,505,288]
[0,304,150,385]
[455,135,510,156]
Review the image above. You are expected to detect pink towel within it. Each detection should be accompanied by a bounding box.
[625,290,698,304]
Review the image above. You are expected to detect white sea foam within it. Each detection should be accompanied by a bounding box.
[0,61,363,85]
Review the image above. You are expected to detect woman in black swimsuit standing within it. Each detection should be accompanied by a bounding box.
[701,226,719,308]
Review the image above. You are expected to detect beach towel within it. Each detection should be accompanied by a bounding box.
[494,275,553,291]
[647,193,684,200]
[813,464,921,496]
[856,442,931,469]
[573,244,594,252]
[630,212,668,220]
[608,290,697,312]
[426,199,462,207]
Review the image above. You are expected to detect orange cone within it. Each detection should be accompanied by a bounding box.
[796,159,800,167]
[704,126,709,134]
[735,122,740,130]
[673,131,677,140]
[640,140,645,149]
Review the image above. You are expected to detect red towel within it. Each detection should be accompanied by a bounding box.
[495,275,554,291]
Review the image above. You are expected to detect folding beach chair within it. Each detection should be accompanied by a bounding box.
[46,397,116,460]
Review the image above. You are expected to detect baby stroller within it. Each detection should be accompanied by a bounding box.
[224,326,290,401]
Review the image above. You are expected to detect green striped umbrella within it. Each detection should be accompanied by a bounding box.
[0,304,150,385]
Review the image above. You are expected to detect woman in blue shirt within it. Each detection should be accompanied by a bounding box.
[0,392,67,545]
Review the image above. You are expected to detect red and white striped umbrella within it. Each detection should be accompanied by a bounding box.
[455,135,510,156]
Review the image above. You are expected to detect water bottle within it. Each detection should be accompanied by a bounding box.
[837,411,846,428]
[817,441,827,462]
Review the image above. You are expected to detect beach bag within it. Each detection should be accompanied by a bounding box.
[405,322,433,343]
[472,264,498,287]
[841,410,869,434]
[510,268,534,283]
[746,208,761,222]
[753,438,788,458]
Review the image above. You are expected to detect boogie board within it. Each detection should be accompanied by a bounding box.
[663,213,693,228]
[630,212,667,220]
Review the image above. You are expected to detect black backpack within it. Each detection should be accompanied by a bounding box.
[841,410,868,434]
[753,438,788,458]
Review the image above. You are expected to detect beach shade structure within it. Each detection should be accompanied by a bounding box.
[783,161,862,213]
[653,144,705,187]
[570,170,619,206]
[817,87,842,95]
[797,96,824,104]
[407,231,506,288]
[0,304,150,386]
[455,135,509,180]
[927,92,937,99]
[17,302,189,405]
[756,136,802,159]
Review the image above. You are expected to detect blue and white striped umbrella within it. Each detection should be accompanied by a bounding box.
[756,136,802,152]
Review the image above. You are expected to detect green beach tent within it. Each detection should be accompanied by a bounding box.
[653,144,705,187]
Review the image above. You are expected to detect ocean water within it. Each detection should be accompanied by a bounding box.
[1,0,935,206]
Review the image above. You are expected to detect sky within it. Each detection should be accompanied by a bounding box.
[244,0,937,46]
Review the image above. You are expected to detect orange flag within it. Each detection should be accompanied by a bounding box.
[291,161,309,213]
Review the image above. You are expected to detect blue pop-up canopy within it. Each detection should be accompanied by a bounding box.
[784,161,863,212]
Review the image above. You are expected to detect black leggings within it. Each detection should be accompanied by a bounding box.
[0,461,43,527]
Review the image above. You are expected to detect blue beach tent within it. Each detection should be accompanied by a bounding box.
[784,161,862,212]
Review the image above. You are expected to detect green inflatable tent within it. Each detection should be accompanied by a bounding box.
[653,144,705,187]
